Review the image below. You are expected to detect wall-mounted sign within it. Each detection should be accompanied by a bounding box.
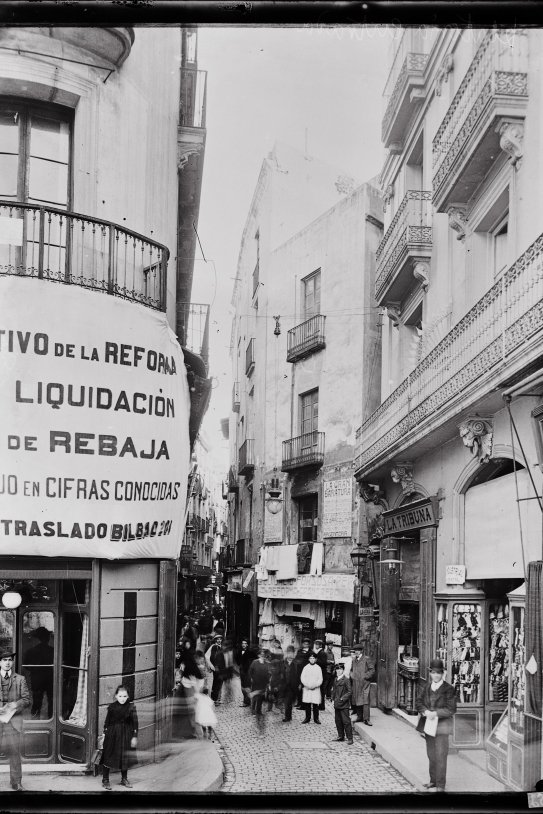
[322,478,352,538]
[0,277,190,559]
[264,502,283,543]
[228,573,243,592]
[446,565,466,585]
[258,572,355,603]
[382,496,438,535]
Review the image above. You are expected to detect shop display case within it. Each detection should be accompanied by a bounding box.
[435,594,509,749]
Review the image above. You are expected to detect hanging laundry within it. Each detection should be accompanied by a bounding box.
[260,597,276,625]
[314,600,326,628]
[309,542,324,575]
[265,545,281,572]
[277,544,298,580]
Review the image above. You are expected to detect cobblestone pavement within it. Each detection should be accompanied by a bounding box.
[213,677,414,793]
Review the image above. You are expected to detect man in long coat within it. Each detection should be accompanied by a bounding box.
[0,648,30,790]
[351,644,375,725]
[416,658,457,792]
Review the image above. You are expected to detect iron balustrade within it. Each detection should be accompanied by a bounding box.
[0,201,168,311]
[375,191,432,301]
[355,230,543,473]
[287,314,326,362]
[382,52,429,143]
[282,431,325,471]
[432,30,528,186]
[238,439,255,475]
[180,67,207,128]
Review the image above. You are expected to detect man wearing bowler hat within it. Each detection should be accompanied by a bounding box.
[351,644,375,725]
[416,658,457,793]
[0,648,30,791]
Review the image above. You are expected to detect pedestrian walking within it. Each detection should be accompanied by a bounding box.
[265,648,284,712]
[331,663,353,744]
[205,634,225,705]
[300,652,323,724]
[416,658,457,793]
[0,648,30,791]
[194,649,209,692]
[351,644,375,725]
[294,638,312,708]
[194,688,217,740]
[248,649,270,715]
[323,640,336,700]
[99,685,138,791]
[312,639,328,710]
[235,638,255,707]
[281,646,299,722]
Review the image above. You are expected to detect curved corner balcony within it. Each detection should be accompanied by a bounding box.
[49,27,134,68]
[355,229,543,477]
[282,431,325,472]
[375,190,432,306]
[382,52,429,151]
[433,29,528,213]
[0,201,168,311]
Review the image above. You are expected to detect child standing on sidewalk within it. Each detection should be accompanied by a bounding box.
[194,688,217,740]
[99,685,138,790]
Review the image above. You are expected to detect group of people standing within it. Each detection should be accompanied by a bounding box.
[234,637,375,742]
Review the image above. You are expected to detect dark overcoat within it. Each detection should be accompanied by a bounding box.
[351,655,375,705]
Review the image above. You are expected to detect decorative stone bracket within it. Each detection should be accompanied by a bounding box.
[435,54,454,97]
[391,461,415,495]
[497,118,524,168]
[359,482,385,504]
[458,417,494,463]
[413,259,430,291]
[446,204,468,242]
[178,143,204,170]
[386,302,401,327]
[383,183,394,213]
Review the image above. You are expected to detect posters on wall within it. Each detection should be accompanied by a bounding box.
[322,477,352,538]
[0,277,190,559]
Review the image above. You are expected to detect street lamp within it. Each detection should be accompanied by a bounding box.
[350,541,368,579]
[380,537,408,575]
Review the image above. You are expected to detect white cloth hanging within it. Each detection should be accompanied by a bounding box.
[314,600,326,629]
[266,546,281,572]
[260,597,275,625]
[277,544,298,580]
[309,542,323,575]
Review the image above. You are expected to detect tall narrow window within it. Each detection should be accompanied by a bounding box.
[300,389,319,436]
[297,494,318,543]
[302,270,321,319]
[493,217,508,278]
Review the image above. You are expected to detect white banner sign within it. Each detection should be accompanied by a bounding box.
[258,572,355,603]
[322,477,352,538]
[264,504,283,543]
[0,277,190,559]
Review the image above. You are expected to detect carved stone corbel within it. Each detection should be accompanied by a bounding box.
[435,54,454,97]
[458,417,494,463]
[383,184,394,213]
[447,204,468,242]
[391,462,415,495]
[360,482,385,504]
[178,143,204,170]
[497,119,524,168]
[385,302,401,327]
[413,259,430,291]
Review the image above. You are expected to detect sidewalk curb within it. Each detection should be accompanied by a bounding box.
[353,721,426,791]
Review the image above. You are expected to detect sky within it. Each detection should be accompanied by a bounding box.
[191,25,392,476]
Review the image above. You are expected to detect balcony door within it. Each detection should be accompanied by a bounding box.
[302,269,321,319]
[0,100,72,279]
[300,389,318,454]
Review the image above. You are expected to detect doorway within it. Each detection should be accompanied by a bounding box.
[0,578,90,764]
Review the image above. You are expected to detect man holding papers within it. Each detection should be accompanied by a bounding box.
[0,648,30,791]
[415,658,457,793]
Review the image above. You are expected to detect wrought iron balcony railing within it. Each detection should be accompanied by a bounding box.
[232,381,240,412]
[355,230,543,474]
[180,67,207,128]
[282,431,325,472]
[0,201,168,311]
[177,302,210,369]
[432,29,528,210]
[287,314,326,363]
[382,52,429,148]
[239,438,255,476]
[375,191,432,305]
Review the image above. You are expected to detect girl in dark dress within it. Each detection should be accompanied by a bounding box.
[100,685,138,790]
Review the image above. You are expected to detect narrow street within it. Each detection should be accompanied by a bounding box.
[213,677,414,793]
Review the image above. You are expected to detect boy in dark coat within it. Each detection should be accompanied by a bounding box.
[281,646,299,722]
[416,658,457,792]
[248,650,270,715]
[332,663,353,745]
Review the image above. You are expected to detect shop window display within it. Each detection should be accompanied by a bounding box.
[451,603,481,704]
[488,603,509,705]
[510,604,525,734]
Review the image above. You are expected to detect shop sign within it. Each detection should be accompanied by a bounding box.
[382,497,438,535]
[0,277,190,559]
[258,573,355,603]
[446,565,466,585]
[228,573,243,592]
[264,503,283,543]
[322,478,352,538]
[242,569,255,590]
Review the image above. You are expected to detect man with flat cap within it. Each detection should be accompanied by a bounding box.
[416,658,457,793]
[0,648,30,791]
[331,662,353,745]
[351,644,375,725]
